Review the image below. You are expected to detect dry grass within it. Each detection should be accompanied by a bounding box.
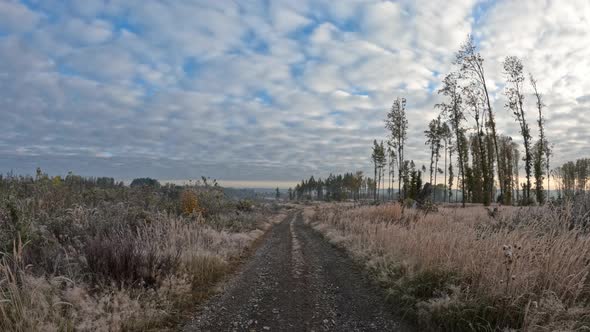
[308,201,590,331]
[0,214,277,331]
[0,174,282,331]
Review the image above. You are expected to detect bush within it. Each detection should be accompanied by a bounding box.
[403,198,415,208]
[196,187,231,217]
[236,199,253,212]
[84,233,180,287]
[180,189,202,215]
[187,255,228,291]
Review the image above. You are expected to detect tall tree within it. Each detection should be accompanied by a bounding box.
[385,97,408,200]
[401,160,411,199]
[503,56,532,203]
[448,144,455,203]
[425,116,444,202]
[530,74,550,203]
[425,118,439,185]
[440,122,452,203]
[371,140,380,201]
[377,141,386,201]
[468,133,485,203]
[455,35,503,201]
[512,142,521,204]
[354,171,363,201]
[433,117,444,202]
[497,135,518,205]
[316,178,324,200]
[464,81,491,205]
[438,72,467,207]
[576,159,589,193]
[407,161,422,200]
[387,144,396,201]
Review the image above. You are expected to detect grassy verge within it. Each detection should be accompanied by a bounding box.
[306,201,590,331]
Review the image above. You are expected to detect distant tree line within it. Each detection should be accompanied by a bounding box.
[130,177,161,188]
[552,158,590,199]
[289,172,368,201]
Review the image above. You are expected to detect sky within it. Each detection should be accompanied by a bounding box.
[1,0,589,188]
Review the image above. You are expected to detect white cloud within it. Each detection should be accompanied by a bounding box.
[0,0,41,33]
[360,1,407,51]
[62,18,113,44]
[474,0,590,164]
[272,7,312,34]
[0,0,589,182]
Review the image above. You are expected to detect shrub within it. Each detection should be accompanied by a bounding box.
[403,198,416,208]
[187,255,228,291]
[84,233,180,287]
[180,189,202,215]
[196,187,231,217]
[236,199,253,212]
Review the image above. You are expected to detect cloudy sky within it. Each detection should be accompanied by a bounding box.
[1,0,589,187]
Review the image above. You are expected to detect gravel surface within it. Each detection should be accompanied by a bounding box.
[183,211,412,332]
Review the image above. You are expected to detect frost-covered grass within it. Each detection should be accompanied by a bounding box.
[308,200,590,331]
[0,174,281,331]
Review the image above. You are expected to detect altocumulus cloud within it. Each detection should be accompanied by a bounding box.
[0,0,589,183]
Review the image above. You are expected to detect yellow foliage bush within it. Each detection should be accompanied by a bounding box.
[180,190,202,215]
[51,176,62,187]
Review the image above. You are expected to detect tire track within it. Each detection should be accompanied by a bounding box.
[184,210,412,332]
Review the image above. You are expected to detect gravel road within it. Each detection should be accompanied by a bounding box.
[183,210,412,332]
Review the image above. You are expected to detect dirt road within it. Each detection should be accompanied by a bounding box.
[184,211,411,332]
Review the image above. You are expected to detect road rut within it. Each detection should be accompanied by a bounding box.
[184,211,411,332]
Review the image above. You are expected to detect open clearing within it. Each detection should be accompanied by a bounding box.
[184,210,411,331]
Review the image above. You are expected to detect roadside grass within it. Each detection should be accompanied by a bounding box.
[307,199,590,331]
[0,173,282,331]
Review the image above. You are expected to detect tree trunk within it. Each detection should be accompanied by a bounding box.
[444,141,447,203]
[482,78,502,202]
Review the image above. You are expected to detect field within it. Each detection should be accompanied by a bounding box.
[2,172,590,331]
[0,173,283,331]
[306,198,590,331]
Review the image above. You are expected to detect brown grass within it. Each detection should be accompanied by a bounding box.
[0,174,283,331]
[0,215,278,331]
[307,202,590,331]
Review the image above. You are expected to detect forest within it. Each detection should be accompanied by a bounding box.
[290,36,588,207]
